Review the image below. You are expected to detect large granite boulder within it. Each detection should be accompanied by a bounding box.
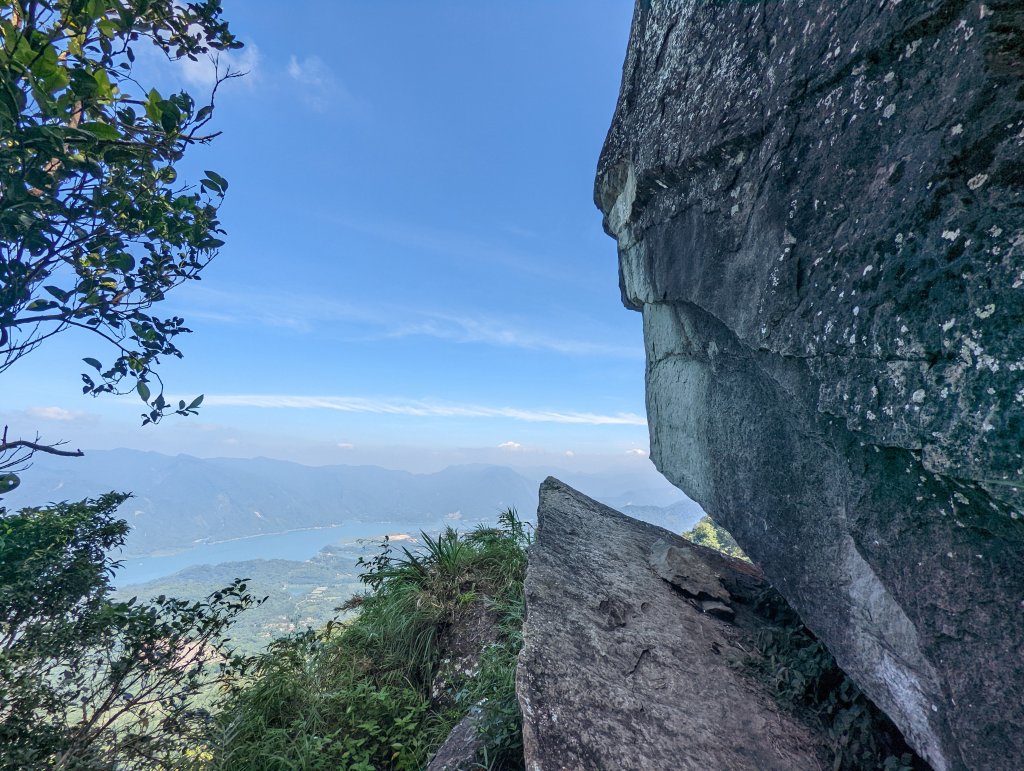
[517,478,828,770]
[595,2,1024,769]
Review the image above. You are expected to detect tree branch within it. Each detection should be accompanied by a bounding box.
[0,438,84,457]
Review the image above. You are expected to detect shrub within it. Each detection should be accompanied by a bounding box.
[211,509,531,770]
[750,590,926,771]
[0,494,258,770]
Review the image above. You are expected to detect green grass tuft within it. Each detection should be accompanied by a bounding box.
[209,510,531,770]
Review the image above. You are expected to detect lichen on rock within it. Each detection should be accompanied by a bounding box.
[595,2,1024,769]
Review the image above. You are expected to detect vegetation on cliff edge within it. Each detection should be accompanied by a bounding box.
[750,590,927,771]
[682,514,749,561]
[0,494,259,770]
[210,509,531,770]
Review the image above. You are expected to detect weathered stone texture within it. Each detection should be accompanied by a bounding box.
[516,478,827,771]
[426,710,485,771]
[595,2,1024,769]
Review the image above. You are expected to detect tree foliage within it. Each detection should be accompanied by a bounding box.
[0,493,260,770]
[0,0,239,433]
[683,515,748,561]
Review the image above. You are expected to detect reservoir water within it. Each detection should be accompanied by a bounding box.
[113,519,447,587]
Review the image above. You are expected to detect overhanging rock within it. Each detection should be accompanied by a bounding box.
[594,3,1024,769]
[516,478,827,770]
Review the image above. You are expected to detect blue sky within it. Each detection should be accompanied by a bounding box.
[3,1,655,474]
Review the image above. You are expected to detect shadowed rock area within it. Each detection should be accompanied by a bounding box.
[516,478,828,770]
[594,2,1024,769]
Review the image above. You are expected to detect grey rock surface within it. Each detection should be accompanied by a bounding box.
[516,478,827,771]
[426,710,484,771]
[595,3,1024,769]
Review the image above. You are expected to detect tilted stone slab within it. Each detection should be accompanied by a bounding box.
[516,478,826,771]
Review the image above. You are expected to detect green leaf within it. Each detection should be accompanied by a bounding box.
[136,381,151,403]
[80,122,121,141]
[204,170,228,191]
[83,357,102,371]
[145,89,164,124]
[160,102,179,134]
[187,394,204,409]
[0,473,20,493]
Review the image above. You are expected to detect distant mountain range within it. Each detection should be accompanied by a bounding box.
[4,450,704,557]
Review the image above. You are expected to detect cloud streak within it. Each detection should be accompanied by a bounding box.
[287,54,358,112]
[202,394,647,426]
[382,312,640,358]
[174,286,642,359]
[27,406,84,421]
[178,44,261,88]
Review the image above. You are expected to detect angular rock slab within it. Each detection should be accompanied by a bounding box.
[595,2,1024,769]
[516,478,826,771]
[426,710,484,771]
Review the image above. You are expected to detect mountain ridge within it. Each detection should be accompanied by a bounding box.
[4,449,702,557]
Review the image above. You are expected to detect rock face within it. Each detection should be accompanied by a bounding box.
[516,478,827,770]
[426,710,484,771]
[595,3,1024,769]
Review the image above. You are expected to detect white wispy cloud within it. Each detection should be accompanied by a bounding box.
[286,54,356,112]
[384,312,640,358]
[27,406,84,421]
[331,214,581,284]
[626,448,649,457]
[174,287,641,359]
[201,394,648,426]
[179,43,261,88]
[497,440,523,450]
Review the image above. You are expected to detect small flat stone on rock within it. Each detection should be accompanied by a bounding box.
[700,599,735,620]
[649,537,731,604]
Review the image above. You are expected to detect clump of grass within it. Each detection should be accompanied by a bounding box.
[210,509,531,770]
[750,590,927,771]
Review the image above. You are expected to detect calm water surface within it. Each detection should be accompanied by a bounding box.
[113,520,435,587]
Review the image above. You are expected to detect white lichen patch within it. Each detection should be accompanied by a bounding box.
[950,123,963,136]
[942,229,960,241]
[967,173,989,190]
[975,304,996,319]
